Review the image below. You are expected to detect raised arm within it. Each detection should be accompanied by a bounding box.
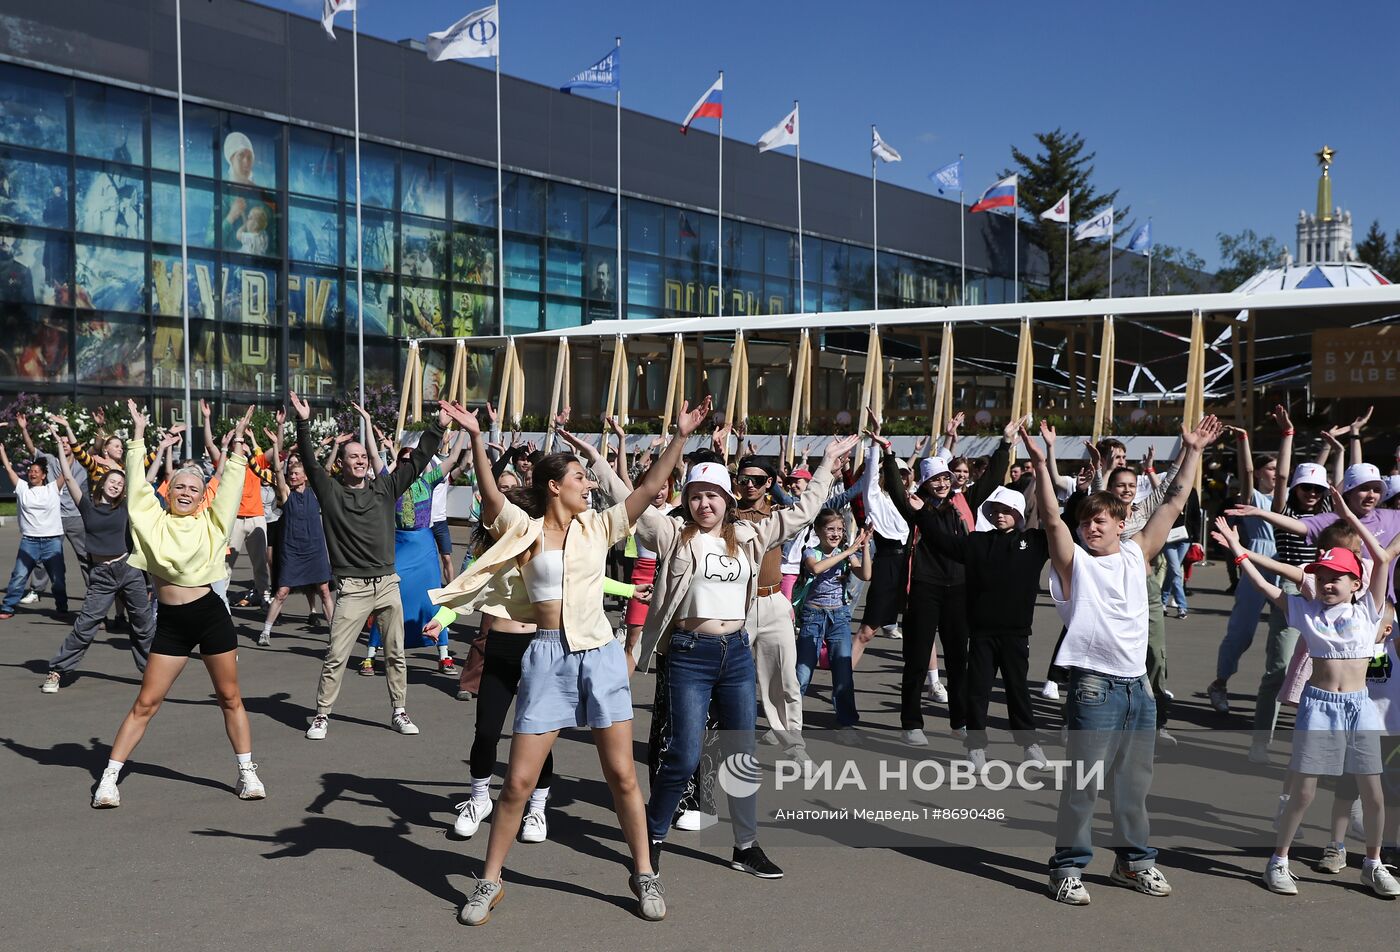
[1023,423,1075,594]
[966,416,1021,511]
[1270,404,1294,514]
[605,416,634,490]
[289,391,336,500]
[1137,415,1223,561]
[1216,515,1287,613]
[804,526,873,577]
[0,441,17,489]
[439,402,504,526]
[49,426,82,504]
[1331,483,1392,608]
[1349,406,1373,467]
[123,400,163,522]
[1223,501,1308,537]
[15,412,36,459]
[201,399,222,469]
[208,407,253,537]
[758,434,860,548]
[1230,426,1254,505]
[1320,427,1346,488]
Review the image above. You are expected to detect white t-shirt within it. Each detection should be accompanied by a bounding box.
[1365,640,1400,733]
[430,480,449,524]
[15,480,63,537]
[677,534,753,622]
[1050,537,1149,678]
[1287,592,1382,660]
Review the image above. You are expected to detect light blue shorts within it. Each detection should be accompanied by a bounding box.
[1290,684,1383,776]
[514,630,634,734]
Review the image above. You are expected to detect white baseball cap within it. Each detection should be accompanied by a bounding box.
[1343,462,1384,494]
[1383,475,1400,503]
[918,456,950,484]
[1289,462,1329,490]
[684,461,735,506]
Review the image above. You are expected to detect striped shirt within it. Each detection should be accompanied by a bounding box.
[1274,499,1331,567]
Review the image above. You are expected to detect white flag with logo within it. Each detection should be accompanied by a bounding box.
[1040,193,1070,223]
[1074,206,1114,241]
[757,107,800,153]
[426,4,500,61]
[322,0,355,39]
[871,127,902,163]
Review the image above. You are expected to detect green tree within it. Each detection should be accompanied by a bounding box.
[1004,128,1126,301]
[1147,244,1212,295]
[1354,220,1399,279]
[1215,228,1285,290]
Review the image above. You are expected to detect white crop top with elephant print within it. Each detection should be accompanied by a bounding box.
[676,534,753,622]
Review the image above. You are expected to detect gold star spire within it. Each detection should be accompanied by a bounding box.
[1316,145,1335,171]
[1315,146,1335,220]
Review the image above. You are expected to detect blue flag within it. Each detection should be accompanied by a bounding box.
[929,159,962,194]
[1127,220,1152,255]
[562,46,620,92]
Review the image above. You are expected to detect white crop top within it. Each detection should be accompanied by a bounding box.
[1286,592,1383,660]
[520,549,565,601]
[677,535,753,622]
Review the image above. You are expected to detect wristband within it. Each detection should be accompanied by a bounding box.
[1144,467,1155,474]
[1233,552,1250,566]
[1282,429,1295,436]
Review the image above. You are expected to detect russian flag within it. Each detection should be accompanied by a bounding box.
[681,75,723,134]
[970,175,1017,213]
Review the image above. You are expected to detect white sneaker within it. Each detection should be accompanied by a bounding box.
[1248,738,1271,764]
[454,796,493,837]
[305,714,329,740]
[1156,728,1178,748]
[835,726,864,746]
[901,728,929,747]
[1040,680,1060,701]
[391,711,420,735]
[257,631,271,647]
[236,763,266,800]
[1264,859,1298,895]
[40,671,60,694]
[92,767,121,808]
[674,810,719,831]
[758,729,779,747]
[927,680,948,703]
[1362,863,1400,898]
[519,807,548,843]
[1049,874,1090,905]
[20,590,39,605]
[967,748,988,771]
[1022,744,1049,769]
[885,625,903,640]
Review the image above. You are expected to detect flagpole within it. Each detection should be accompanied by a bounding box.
[1013,203,1019,305]
[352,4,365,438]
[871,125,878,311]
[621,35,627,322]
[1107,218,1114,299]
[174,0,192,453]
[494,8,504,333]
[794,100,804,312]
[716,69,724,318]
[1063,221,1069,301]
[957,153,965,305]
[1147,249,1153,297]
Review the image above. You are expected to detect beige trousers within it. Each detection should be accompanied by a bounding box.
[316,574,406,714]
[748,590,805,752]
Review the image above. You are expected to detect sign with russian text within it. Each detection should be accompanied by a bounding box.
[1312,327,1400,396]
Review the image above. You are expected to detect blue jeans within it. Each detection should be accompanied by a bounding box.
[1216,558,1276,682]
[1050,670,1157,878]
[646,629,758,845]
[795,604,858,727]
[2,535,67,614]
[1160,540,1189,612]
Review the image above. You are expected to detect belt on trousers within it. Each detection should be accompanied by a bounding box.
[756,582,783,597]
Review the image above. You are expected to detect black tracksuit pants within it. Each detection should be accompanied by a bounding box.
[965,629,1038,750]
[901,583,968,731]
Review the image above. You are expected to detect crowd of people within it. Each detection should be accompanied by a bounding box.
[3,391,1400,920]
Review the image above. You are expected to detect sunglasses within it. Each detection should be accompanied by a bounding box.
[735,475,769,487]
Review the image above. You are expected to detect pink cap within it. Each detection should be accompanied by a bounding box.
[1304,547,1363,580]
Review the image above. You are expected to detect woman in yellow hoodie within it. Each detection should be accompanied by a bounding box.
[91,400,265,809]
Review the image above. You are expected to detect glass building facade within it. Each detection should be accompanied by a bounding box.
[0,60,1012,418]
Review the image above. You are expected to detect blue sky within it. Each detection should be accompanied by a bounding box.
[266,0,1400,270]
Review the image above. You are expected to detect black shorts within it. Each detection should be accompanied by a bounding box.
[861,540,909,628]
[150,590,238,658]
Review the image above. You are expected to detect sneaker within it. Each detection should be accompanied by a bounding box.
[835,726,864,746]
[40,671,60,694]
[731,843,783,879]
[1362,863,1400,898]
[92,767,120,808]
[1040,680,1061,701]
[1049,874,1090,905]
[1022,744,1049,769]
[357,658,375,676]
[455,688,476,701]
[1177,609,1188,620]
[458,877,504,926]
[952,726,968,741]
[236,763,266,800]
[967,748,988,771]
[758,729,779,747]
[1264,859,1299,895]
[1316,844,1347,874]
[519,808,548,843]
[1248,738,1271,764]
[257,631,271,648]
[454,796,493,838]
[439,657,458,675]
[1109,863,1172,896]
[784,745,813,766]
[305,714,329,740]
[629,872,666,921]
[1207,682,1229,715]
[21,590,39,605]
[391,711,420,735]
[927,680,949,704]
[901,728,929,747]
[885,624,903,640]
[674,810,719,832]
[1156,728,1178,748]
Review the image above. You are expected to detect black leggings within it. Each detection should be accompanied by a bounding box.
[901,583,969,730]
[470,631,552,790]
